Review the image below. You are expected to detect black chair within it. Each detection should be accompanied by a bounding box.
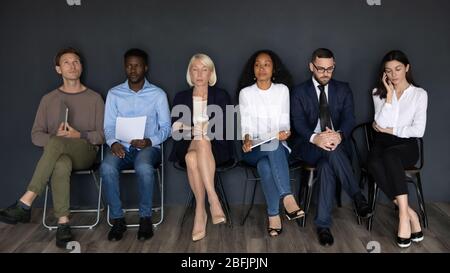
[175,155,237,228]
[42,146,104,230]
[351,122,428,231]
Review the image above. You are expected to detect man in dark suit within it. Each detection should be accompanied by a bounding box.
[290,48,371,246]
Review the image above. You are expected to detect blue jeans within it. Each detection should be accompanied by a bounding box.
[242,144,292,216]
[100,146,161,219]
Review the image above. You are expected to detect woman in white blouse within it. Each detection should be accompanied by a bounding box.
[368,50,428,248]
[238,50,304,237]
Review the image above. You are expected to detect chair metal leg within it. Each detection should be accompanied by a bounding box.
[43,170,103,230]
[241,168,258,225]
[367,182,379,232]
[180,189,194,227]
[153,167,164,228]
[414,173,428,229]
[356,174,368,225]
[301,170,315,228]
[335,181,342,208]
[216,173,233,227]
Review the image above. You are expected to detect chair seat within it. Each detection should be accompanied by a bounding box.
[72,162,101,175]
[360,166,419,174]
[174,159,236,172]
[298,160,316,171]
[237,160,256,170]
[405,166,420,174]
[216,159,237,172]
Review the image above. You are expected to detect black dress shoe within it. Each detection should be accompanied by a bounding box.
[108,218,127,241]
[0,202,31,224]
[137,217,153,241]
[317,228,334,246]
[396,236,411,248]
[411,231,424,243]
[56,223,73,248]
[353,193,372,218]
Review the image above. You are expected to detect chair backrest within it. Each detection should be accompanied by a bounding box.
[350,122,375,168]
[417,138,424,170]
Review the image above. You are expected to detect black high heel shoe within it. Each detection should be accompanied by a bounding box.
[411,231,424,243]
[396,236,411,248]
[284,208,305,221]
[267,226,283,237]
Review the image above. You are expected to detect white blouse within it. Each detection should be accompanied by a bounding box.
[192,96,208,135]
[193,96,208,125]
[239,83,290,150]
[373,85,428,138]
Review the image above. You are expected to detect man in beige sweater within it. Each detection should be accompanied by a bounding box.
[0,47,105,248]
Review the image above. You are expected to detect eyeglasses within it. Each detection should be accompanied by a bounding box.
[312,63,335,74]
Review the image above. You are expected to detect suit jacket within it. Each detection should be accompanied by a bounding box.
[169,86,232,165]
[290,78,355,159]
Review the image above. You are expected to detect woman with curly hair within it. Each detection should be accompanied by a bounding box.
[238,49,304,237]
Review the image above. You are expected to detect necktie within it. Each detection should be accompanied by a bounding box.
[318,85,332,132]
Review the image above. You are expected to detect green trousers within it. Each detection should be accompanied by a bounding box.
[27,136,97,218]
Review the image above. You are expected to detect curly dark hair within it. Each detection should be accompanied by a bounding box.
[237,49,293,96]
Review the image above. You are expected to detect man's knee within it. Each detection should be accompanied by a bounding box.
[53,156,72,175]
[317,157,331,168]
[100,160,119,178]
[135,162,156,177]
[326,144,346,160]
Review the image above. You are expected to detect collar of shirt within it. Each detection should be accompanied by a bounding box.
[312,76,329,101]
[121,78,153,94]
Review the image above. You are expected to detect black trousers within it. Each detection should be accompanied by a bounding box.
[367,132,419,200]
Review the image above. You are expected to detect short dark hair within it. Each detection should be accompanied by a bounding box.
[124,48,148,65]
[54,47,82,66]
[311,48,334,62]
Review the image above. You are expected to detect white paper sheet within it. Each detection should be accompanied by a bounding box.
[115,116,147,143]
[250,136,278,149]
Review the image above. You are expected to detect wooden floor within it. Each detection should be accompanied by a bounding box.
[0,203,449,253]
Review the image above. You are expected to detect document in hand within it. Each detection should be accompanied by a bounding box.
[115,116,147,143]
[250,135,278,149]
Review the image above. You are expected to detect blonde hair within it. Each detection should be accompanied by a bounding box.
[186,53,217,87]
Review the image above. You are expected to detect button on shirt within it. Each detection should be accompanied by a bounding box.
[104,79,171,150]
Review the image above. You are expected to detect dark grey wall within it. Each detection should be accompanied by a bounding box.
[1,0,449,207]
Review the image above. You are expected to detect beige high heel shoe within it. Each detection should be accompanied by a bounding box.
[210,205,226,225]
[192,213,207,242]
